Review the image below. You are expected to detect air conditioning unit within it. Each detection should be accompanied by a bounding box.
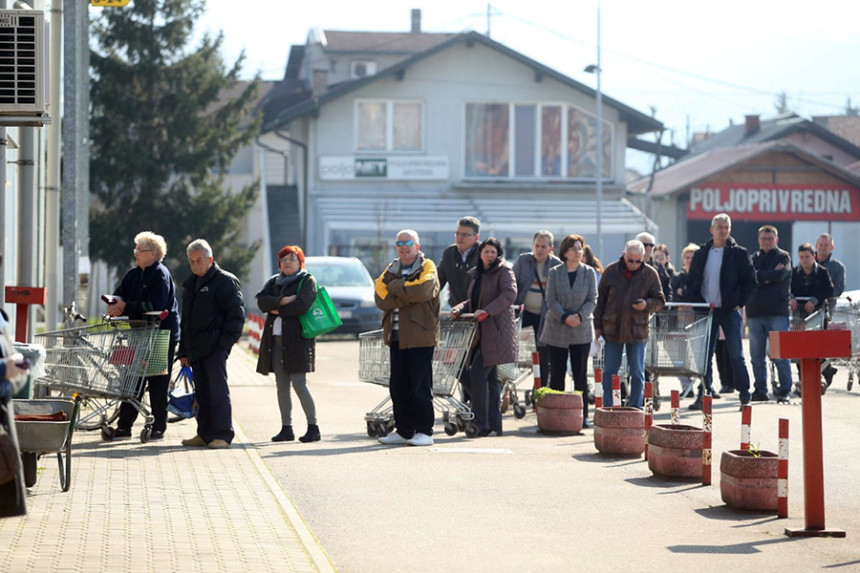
[350,60,377,79]
[0,9,48,117]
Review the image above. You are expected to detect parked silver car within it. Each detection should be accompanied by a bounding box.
[304,256,382,334]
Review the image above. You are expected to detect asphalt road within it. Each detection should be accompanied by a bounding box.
[229,340,860,572]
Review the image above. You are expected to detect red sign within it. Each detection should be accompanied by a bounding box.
[687,183,860,221]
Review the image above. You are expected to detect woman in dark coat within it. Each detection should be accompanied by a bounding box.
[256,245,320,443]
[451,238,517,437]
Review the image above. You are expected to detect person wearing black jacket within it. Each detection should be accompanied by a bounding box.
[437,216,481,308]
[746,226,792,403]
[686,214,756,408]
[106,232,181,440]
[178,239,245,449]
[790,243,834,316]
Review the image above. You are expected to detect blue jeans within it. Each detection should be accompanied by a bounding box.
[602,341,646,408]
[748,315,792,396]
[705,308,751,402]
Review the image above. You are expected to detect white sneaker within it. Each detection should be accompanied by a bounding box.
[407,433,434,447]
[378,432,409,445]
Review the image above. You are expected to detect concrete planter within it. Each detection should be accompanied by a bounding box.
[536,392,583,434]
[647,424,703,479]
[720,450,779,511]
[593,407,645,457]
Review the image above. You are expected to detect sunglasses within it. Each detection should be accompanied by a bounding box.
[641,243,655,248]
[395,240,415,247]
[625,258,644,265]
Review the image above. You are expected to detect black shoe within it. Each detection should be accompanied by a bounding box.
[581,419,590,429]
[299,424,321,443]
[751,391,769,402]
[776,394,790,404]
[115,427,132,439]
[710,392,722,400]
[149,430,165,441]
[688,398,702,411]
[720,386,735,394]
[272,426,295,442]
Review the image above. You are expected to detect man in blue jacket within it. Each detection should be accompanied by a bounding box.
[687,213,757,409]
[178,239,245,449]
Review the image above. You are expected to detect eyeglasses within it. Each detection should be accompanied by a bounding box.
[280,255,299,262]
[133,249,152,254]
[395,240,415,247]
[454,232,476,238]
[641,243,655,248]
[625,258,644,265]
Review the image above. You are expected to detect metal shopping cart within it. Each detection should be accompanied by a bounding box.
[497,316,536,419]
[824,296,860,392]
[769,297,826,395]
[591,339,628,405]
[360,318,478,438]
[34,319,167,443]
[645,303,713,405]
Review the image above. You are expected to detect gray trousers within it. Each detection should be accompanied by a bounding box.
[271,338,317,426]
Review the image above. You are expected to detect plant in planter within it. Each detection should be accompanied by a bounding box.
[720,448,779,511]
[533,387,583,435]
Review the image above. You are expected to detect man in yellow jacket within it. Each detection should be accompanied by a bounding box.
[375,229,441,447]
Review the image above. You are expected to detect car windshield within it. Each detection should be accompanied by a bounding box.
[306,262,372,287]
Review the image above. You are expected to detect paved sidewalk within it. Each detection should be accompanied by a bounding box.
[0,351,334,573]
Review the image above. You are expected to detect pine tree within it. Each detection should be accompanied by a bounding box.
[89,0,261,282]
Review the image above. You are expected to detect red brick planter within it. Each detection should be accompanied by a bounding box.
[647,424,703,479]
[536,392,583,434]
[593,407,644,456]
[720,450,779,511]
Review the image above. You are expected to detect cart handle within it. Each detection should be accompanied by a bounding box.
[663,302,714,309]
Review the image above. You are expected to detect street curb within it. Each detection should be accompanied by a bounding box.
[232,419,337,573]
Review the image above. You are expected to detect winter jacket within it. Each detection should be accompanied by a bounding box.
[178,263,245,363]
[512,252,563,307]
[593,257,665,344]
[375,252,440,349]
[453,260,518,367]
[540,263,597,348]
[647,256,672,303]
[669,270,694,303]
[255,271,316,375]
[437,244,479,307]
[687,237,756,310]
[746,247,791,318]
[113,261,181,341]
[817,255,845,298]
[790,264,834,313]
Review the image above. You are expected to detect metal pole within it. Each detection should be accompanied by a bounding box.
[594,0,603,260]
[45,0,62,329]
[0,0,6,305]
[17,125,36,340]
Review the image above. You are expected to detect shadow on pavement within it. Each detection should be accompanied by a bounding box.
[667,536,794,554]
[693,505,782,524]
[572,451,644,466]
[624,476,706,493]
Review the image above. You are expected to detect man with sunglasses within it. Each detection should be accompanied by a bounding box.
[375,230,441,447]
[687,213,757,409]
[593,240,665,408]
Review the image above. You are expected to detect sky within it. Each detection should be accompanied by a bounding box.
[195,0,860,167]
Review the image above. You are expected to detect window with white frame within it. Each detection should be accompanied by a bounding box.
[464,102,612,179]
[356,100,422,152]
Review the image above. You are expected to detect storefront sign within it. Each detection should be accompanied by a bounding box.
[687,183,860,221]
[320,156,449,180]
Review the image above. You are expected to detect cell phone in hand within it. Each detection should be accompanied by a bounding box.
[102,294,117,304]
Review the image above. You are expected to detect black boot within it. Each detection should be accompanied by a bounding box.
[272,426,294,442]
[299,424,321,443]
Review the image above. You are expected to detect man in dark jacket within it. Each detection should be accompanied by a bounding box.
[815,233,845,387]
[437,216,480,308]
[593,240,665,408]
[178,239,245,449]
[687,213,757,409]
[746,225,792,403]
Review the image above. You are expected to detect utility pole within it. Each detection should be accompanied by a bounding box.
[45,0,62,329]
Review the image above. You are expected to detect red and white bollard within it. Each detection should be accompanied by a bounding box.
[778,418,789,518]
[531,351,541,409]
[612,375,621,407]
[594,368,603,409]
[644,382,653,459]
[702,395,713,485]
[670,390,680,425]
[740,404,752,451]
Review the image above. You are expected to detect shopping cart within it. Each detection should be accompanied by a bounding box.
[591,339,628,405]
[769,297,826,395]
[360,318,478,438]
[824,296,860,392]
[497,316,536,419]
[645,303,713,405]
[34,318,167,443]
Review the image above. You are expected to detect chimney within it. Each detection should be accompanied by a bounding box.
[744,114,760,136]
[411,8,421,33]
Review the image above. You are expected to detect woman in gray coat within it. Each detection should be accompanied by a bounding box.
[540,234,597,426]
[256,245,320,443]
[451,238,517,437]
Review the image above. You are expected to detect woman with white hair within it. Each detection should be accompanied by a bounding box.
[105,231,181,441]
